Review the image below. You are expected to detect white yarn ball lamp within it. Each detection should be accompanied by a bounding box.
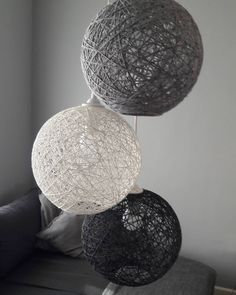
[32,97,141,215]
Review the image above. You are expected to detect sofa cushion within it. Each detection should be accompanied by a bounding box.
[0,282,78,295]
[37,212,84,257]
[102,257,216,295]
[5,250,108,295]
[0,189,41,277]
[38,193,61,229]
[36,192,62,252]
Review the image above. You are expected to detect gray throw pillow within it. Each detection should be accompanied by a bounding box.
[0,189,41,277]
[39,193,61,229]
[37,212,84,258]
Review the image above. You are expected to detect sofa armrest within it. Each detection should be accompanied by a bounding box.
[0,188,41,277]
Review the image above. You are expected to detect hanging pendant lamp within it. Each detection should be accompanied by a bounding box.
[32,96,141,215]
[81,0,203,116]
[82,189,182,286]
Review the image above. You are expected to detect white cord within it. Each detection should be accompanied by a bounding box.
[85,93,103,107]
[134,116,138,135]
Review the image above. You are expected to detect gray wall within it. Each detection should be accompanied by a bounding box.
[0,0,33,205]
[32,0,236,288]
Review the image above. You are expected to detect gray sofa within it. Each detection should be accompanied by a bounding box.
[0,189,216,295]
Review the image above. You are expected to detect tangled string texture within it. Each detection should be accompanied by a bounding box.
[81,0,203,116]
[82,190,182,286]
[32,105,141,215]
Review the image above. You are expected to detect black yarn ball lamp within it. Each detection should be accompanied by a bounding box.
[81,0,203,116]
[82,189,182,286]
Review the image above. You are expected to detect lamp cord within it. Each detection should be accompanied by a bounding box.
[134,116,138,135]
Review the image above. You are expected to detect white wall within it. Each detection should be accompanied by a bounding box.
[0,0,33,205]
[32,0,103,133]
[32,0,236,288]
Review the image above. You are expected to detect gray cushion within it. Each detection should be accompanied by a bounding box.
[0,282,78,295]
[38,193,61,229]
[36,192,62,252]
[5,250,108,295]
[37,212,84,257]
[102,257,216,295]
[0,189,41,277]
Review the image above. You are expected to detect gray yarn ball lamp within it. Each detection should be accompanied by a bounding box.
[81,0,203,116]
